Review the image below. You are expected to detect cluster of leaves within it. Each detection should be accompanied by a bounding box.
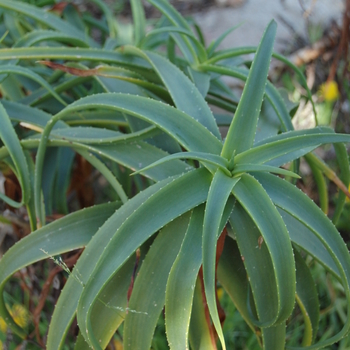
[0,0,350,349]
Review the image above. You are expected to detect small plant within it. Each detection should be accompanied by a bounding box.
[0,1,350,349]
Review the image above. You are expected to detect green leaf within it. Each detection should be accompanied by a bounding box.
[207,23,243,57]
[165,205,205,350]
[146,0,200,64]
[236,128,350,166]
[123,48,221,139]
[255,172,350,348]
[74,255,136,350]
[0,138,191,183]
[294,247,320,346]
[52,93,222,154]
[0,65,66,106]
[231,174,296,326]
[13,30,90,48]
[0,47,151,72]
[50,125,159,145]
[131,0,146,45]
[305,153,328,213]
[140,27,207,62]
[124,212,190,350]
[332,144,350,224]
[262,323,286,350]
[0,202,120,339]
[230,203,279,327]
[0,102,30,207]
[217,236,256,335]
[189,278,216,350]
[187,67,210,98]
[47,176,176,349]
[279,208,339,278]
[23,151,37,231]
[201,64,293,133]
[232,164,300,179]
[76,149,128,204]
[203,170,238,349]
[206,47,316,119]
[0,0,97,47]
[89,0,118,38]
[34,92,221,224]
[221,21,277,159]
[76,168,212,348]
[132,151,230,176]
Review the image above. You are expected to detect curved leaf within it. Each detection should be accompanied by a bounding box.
[255,172,350,349]
[146,0,200,64]
[0,138,191,183]
[0,65,66,106]
[74,255,135,350]
[0,0,96,47]
[229,203,279,327]
[51,93,222,155]
[236,128,350,166]
[231,174,296,326]
[279,208,340,278]
[47,176,177,349]
[123,47,220,138]
[50,125,160,145]
[76,168,212,348]
[165,205,205,350]
[133,151,230,176]
[0,102,30,207]
[232,164,300,179]
[0,47,151,71]
[0,202,120,339]
[124,212,190,349]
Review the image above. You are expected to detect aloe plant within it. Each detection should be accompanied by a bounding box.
[0,0,350,349]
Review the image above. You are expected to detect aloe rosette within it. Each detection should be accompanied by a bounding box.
[0,1,349,349]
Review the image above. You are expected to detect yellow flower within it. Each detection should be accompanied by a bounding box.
[319,81,339,102]
[9,304,29,328]
[0,340,3,350]
[112,339,123,350]
[217,287,224,301]
[0,317,6,333]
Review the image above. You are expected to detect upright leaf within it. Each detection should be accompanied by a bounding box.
[202,170,238,349]
[221,20,277,159]
[131,0,146,45]
[232,174,296,326]
[165,205,205,350]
